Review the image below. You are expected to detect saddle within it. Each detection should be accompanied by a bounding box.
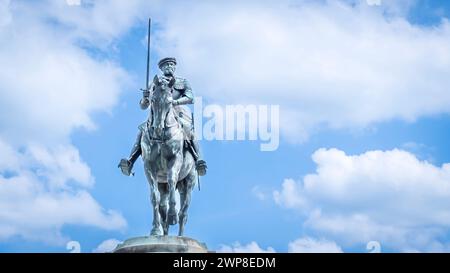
[139,106,197,154]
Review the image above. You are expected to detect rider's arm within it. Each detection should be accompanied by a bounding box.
[173,79,194,106]
[140,82,154,110]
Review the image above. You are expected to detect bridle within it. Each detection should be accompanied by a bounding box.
[147,80,180,144]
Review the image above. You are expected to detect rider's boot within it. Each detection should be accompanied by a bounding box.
[191,139,207,176]
[118,131,142,176]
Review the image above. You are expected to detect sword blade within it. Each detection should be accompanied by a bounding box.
[145,18,151,90]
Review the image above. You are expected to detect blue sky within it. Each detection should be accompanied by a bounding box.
[1,0,450,253]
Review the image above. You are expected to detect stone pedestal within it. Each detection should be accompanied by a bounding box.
[113,235,209,253]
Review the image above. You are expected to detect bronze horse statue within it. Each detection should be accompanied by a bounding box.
[140,76,198,236]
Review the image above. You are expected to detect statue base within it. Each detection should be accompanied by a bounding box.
[113,235,209,253]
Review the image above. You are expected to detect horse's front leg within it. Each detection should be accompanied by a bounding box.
[144,163,162,236]
[166,147,183,226]
[158,183,169,235]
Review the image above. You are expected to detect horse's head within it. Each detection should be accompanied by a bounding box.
[150,78,177,139]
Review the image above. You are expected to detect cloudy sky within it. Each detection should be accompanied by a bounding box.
[1,0,450,253]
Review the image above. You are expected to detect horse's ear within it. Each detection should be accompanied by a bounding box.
[153,75,159,85]
[168,77,176,88]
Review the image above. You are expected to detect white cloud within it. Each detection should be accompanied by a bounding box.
[152,0,450,142]
[217,241,276,253]
[288,237,343,253]
[6,0,442,143]
[0,0,12,27]
[3,0,450,249]
[92,238,122,253]
[17,0,157,47]
[366,0,382,6]
[65,0,81,6]
[274,148,450,252]
[0,0,137,244]
[251,185,269,201]
[0,139,126,244]
[27,144,93,189]
[0,21,127,144]
[4,0,441,143]
[218,237,342,253]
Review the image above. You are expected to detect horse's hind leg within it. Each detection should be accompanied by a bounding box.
[178,171,197,236]
[158,183,169,235]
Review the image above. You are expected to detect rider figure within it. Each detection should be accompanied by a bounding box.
[119,57,207,176]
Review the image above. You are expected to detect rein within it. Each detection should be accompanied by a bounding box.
[147,78,181,144]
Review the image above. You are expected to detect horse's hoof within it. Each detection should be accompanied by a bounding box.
[168,213,178,225]
[150,227,162,236]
